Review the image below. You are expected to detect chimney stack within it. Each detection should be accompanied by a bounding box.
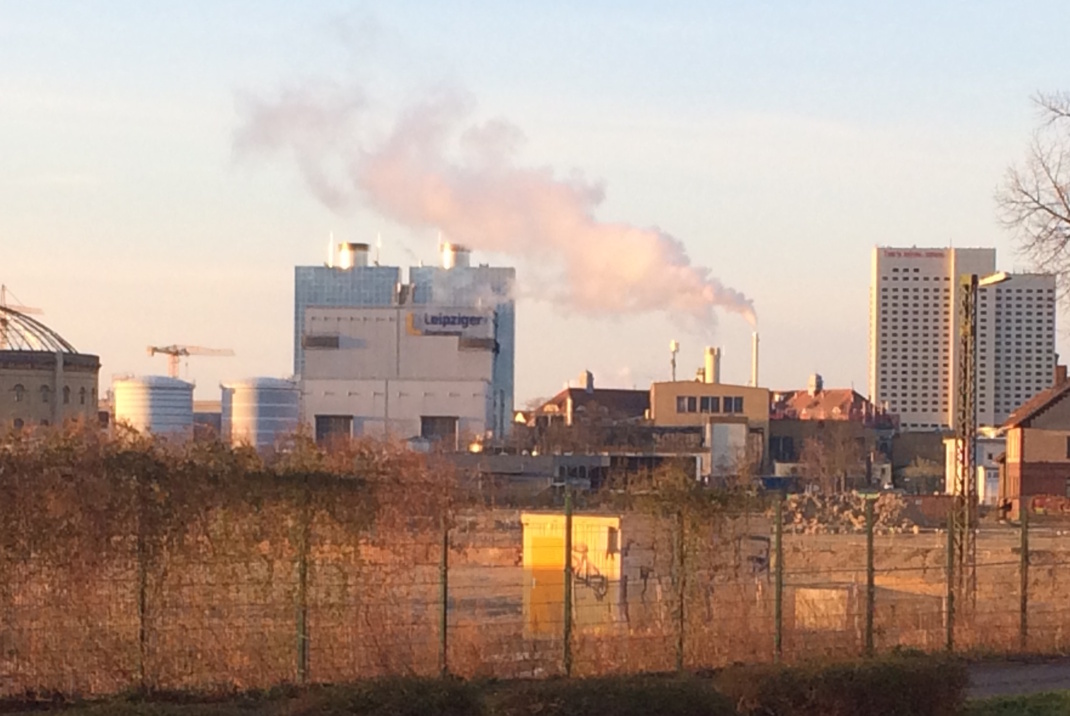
[337,242,369,270]
[750,332,760,387]
[441,241,471,269]
[582,370,594,394]
[704,346,721,384]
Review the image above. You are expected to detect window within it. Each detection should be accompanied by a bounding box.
[12,384,25,403]
[710,396,720,413]
[78,387,87,405]
[676,396,687,413]
[687,396,698,413]
[63,386,70,405]
[40,385,50,404]
[12,418,23,430]
[700,396,712,413]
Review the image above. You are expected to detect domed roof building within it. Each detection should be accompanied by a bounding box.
[1,306,100,430]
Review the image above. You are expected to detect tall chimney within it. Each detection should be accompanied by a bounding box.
[704,346,721,384]
[750,332,759,387]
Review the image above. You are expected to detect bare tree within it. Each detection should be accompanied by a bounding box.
[997,93,1070,303]
[798,430,865,494]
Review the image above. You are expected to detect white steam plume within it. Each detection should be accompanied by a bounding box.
[235,84,756,326]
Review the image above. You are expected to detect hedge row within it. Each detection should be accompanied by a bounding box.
[716,656,968,716]
[2,657,969,716]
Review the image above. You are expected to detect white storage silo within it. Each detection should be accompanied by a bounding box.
[113,376,194,438]
[221,378,300,449]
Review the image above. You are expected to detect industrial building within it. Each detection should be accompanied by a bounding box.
[0,305,100,429]
[112,375,194,438]
[649,345,770,477]
[868,247,1056,431]
[295,241,515,446]
[221,378,300,450]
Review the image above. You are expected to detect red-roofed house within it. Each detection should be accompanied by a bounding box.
[528,371,650,429]
[999,377,1070,518]
[768,374,895,489]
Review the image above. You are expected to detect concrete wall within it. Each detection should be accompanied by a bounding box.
[300,305,496,439]
[302,306,494,383]
[302,377,490,440]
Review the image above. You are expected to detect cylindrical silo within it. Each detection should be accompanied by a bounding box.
[221,378,300,449]
[113,375,194,438]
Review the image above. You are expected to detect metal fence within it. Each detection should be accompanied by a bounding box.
[0,481,1064,697]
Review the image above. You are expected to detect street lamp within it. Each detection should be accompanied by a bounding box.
[950,270,1011,634]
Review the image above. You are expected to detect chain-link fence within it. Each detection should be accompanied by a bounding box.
[0,434,1065,697]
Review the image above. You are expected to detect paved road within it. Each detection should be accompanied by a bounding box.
[969,658,1070,699]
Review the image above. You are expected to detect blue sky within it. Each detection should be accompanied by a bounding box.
[3,2,1068,402]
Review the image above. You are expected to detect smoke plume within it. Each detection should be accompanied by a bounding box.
[235,84,757,326]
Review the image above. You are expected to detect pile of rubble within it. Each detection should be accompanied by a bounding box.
[776,492,918,534]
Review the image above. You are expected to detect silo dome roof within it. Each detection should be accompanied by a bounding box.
[0,306,78,353]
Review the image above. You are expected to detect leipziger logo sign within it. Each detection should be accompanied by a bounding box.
[407,309,493,338]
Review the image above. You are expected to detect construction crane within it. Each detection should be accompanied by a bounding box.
[147,344,235,379]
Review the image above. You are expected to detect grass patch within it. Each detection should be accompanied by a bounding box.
[964,690,1070,716]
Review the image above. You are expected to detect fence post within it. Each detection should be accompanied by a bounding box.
[440,518,450,676]
[865,498,875,658]
[136,474,149,691]
[1020,506,1029,651]
[774,493,784,663]
[945,512,955,653]
[675,509,686,673]
[563,486,573,677]
[296,480,311,684]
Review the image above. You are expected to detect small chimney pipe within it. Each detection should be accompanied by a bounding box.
[750,332,759,388]
[704,346,721,384]
[337,242,369,270]
[441,242,471,269]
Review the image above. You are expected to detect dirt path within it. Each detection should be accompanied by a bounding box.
[969,658,1070,699]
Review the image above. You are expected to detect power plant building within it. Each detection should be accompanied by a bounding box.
[0,306,100,429]
[869,247,1057,431]
[294,242,515,445]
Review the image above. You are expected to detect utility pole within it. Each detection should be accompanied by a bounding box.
[951,273,978,618]
[953,271,1009,618]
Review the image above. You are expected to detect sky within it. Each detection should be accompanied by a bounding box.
[3,1,1070,404]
